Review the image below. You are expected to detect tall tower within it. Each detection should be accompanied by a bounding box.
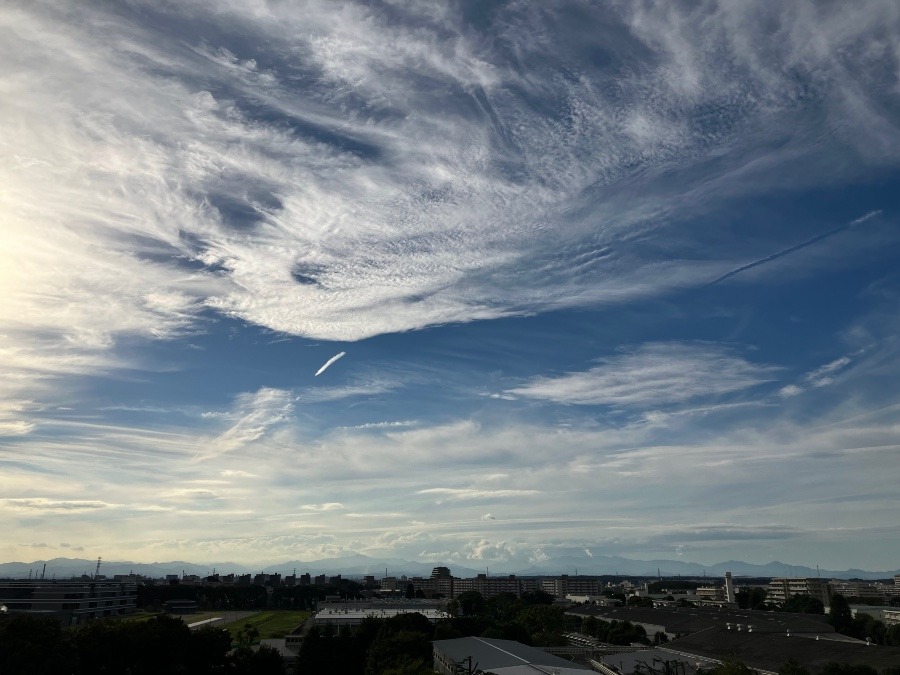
[725,571,735,603]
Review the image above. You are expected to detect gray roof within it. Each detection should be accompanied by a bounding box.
[433,637,592,673]
[670,628,900,672]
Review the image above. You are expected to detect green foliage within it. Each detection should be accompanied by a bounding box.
[230,644,286,674]
[829,594,854,632]
[736,587,768,610]
[457,591,486,617]
[0,613,288,675]
[485,593,524,623]
[817,663,878,675]
[365,629,433,675]
[782,594,825,614]
[0,614,77,675]
[778,658,811,675]
[886,623,900,646]
[514,604,564,635]
[216,611,310,641]
[237,622,261,645]
[628,595,654,607]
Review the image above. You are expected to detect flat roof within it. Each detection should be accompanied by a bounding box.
[567,606,833,635]
[433,636,591,673]
[315,608,448,621]
[671,628,900,672]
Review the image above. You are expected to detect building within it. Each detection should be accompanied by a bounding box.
[766,577,830,606]
[453,573,523,598]
[314,602,449,628]
[0,580,137,625]
[433,636,591,675]
[540,575,601,598]
[883,608,900,627]
[671,626,900,673]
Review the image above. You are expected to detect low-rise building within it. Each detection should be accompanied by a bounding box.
[314,602,448,627]
[0,580,137,625]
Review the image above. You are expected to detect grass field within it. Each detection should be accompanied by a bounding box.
[221,610,311,640]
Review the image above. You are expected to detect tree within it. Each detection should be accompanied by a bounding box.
[237,622,261,646]
[783,594,825,615]
[817,664,877,675]
[778,658,811,675]
[886,623,900,646]
[515,605,565,636]
[736,587,769,610]
[187,626,232,674]
[229,644,286,674]
[457,591,486,617]
[0,615,77,675]
[828,594,853,632]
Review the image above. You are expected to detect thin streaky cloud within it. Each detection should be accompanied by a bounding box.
[507,342,778,407]
[314,351,346,377]
[708,211,881,285]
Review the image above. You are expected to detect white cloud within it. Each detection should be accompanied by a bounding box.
[508,343,777,406]
[806,356,852,387]
[0,498,112,512]
[417,488,541,502]
[196,387,293,460]
[301,503,345,512]
[780,384,804,397]
[2,0,894,390]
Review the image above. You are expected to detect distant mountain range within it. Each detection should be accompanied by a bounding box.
[1,553,897,581]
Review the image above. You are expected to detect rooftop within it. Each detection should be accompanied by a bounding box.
[433,636,592,675]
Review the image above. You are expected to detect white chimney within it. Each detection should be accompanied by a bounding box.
[725,571,735,604]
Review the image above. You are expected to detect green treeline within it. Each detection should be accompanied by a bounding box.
[0,613,285,675]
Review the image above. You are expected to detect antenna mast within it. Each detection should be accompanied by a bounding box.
[94,557,102,579]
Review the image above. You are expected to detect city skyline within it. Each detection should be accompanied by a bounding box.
[2,1,900,571]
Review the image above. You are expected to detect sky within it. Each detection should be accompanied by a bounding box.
[2,0,900,574]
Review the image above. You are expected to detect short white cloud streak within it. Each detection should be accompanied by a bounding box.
[314,352,346,377]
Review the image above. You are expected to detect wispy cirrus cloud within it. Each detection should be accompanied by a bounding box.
[417,488,541,502]
[780,355,854,397]
[507,342,778,406]
[0,498,112,512]
[196,387,293,460]
[301,503,345,512]
[2,0,897,382]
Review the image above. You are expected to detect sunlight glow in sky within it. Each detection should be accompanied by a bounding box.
[2,0,900,572]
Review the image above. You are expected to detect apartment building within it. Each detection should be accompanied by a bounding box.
[766,578,830,606]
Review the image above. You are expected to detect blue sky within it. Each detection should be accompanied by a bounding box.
[2,0,900,572]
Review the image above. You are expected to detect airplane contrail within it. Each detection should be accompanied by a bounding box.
[315,351,346,376]
[708,210,880,286]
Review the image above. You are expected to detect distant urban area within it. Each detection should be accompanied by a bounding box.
[2,562,900,674]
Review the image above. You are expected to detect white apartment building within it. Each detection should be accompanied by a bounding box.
[766,578,830,606]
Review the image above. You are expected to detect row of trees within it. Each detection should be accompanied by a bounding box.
[0,613,285,675]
